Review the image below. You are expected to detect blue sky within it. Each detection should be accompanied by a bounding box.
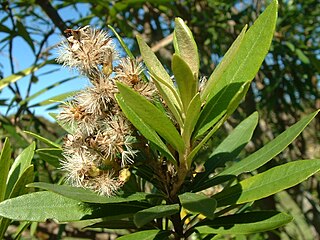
[0,3,110,120]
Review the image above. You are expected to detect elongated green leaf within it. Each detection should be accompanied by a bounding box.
[24,131,61,148]
[117,230,171,240]
[0,60,53,90]
[0,138,12,202]
[179,193,216,219]
[191,112,258,191]
[49,112,76,134]
[136,35,181,121]
[203,0,277,104]
[219,110,319,176]
[16,19,35,52]
[19,77,75,106]
[183,93,201,142]
[6,142,35,198]
[196,211,292,234]
[27,182,149,204]
[215,160,320,207]
[189,82,250,162]
[201,25,247,102]
[30,90,78,107]
[36,148,62,168]
[134,204,180,227]
[195,80,249,139]
[117,82,184,153]
[172,54,197,111]
[116,94,175,162]
[149,73,183,126]
[0,191,91,222]
[8,165,34,199]
[173,17,199,78]
[108,25,134,59]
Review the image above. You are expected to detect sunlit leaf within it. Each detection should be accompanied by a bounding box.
[28,182,149,204]
[6,142,35,198]
[191,112,258,192]
[116,94,175,162]
[0,60,54,90]
[172,54,197,111]
[117,82,184,153]
[0,138,11,202]
[173,17,199,78]
[179,192,216,219]
[215,160,320,207]
[219,110,319,176]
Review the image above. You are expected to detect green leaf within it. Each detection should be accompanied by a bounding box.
[219,110,319,176]
[196,211,292,234]
[116,94,175,162]
[149,72,184,126]
[134,204,180,227]
[30,90,78,107]
[0,191,91,222]
[183,93,201,142]
[0,60,53,90]
[195,81,250,139]
[179,192,217,219]
[16,19,35,52]
[191,112,258,192]
[24,131,61,148]
[189,82,250,162]
[49,112,76,134]
[0,138,12,202]
[117,230,171,240]
[19,77,75,106]
[8,165,34,199]
[108,25,134,59]
[172,54,197,111]
[173,17,199,78]
[36,148,62,168]
[117,82,184,153]
[27,182,149,204]
[6,142,35,198]
[215,160,320,207]
[200,25,247,102]
[136,35,182,122]
[202,0,277,103]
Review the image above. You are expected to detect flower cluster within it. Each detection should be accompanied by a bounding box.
[57,26,156,196]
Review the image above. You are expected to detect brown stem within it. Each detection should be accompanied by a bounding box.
[36,0,68,34]
[171,212,184,239]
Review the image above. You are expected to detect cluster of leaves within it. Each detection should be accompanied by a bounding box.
[0,1,319,239]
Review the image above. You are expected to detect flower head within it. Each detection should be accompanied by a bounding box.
[115,57,144,85]
[57,26,118,80]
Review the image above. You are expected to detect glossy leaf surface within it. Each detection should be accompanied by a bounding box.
[179,192,216,219]
[215,160,320,207]
[28,182,149,204]
[117,82,184,153]
[219,110,319,176]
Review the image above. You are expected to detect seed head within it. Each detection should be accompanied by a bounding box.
[57,26,118,80]
[115,57,144,85]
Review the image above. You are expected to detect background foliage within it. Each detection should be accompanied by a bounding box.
[0,0,319,239]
